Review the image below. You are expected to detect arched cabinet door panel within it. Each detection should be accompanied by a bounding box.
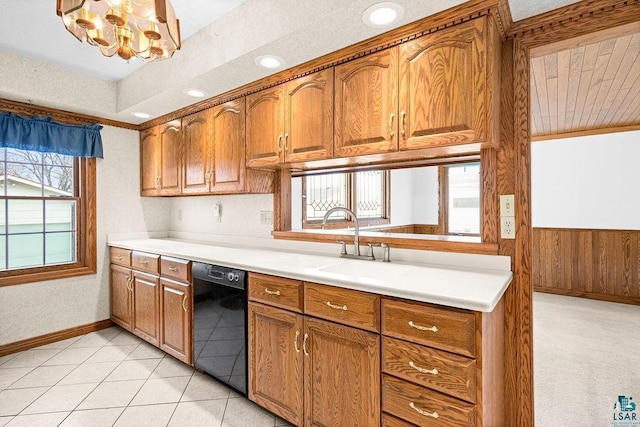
[182,110,211,194]
[335,48,399,157]
[399,18,492,151]
[246,87,284,168]
[212,99,246,193]
[284,68,334,163]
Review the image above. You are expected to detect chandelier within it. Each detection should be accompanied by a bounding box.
[56,0,181,62]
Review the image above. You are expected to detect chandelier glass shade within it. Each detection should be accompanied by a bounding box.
[56,0,181,62]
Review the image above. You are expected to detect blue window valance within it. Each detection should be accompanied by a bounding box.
[0,112,103,158]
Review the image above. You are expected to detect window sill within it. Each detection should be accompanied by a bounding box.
[273,230,498,255]
[0,264,97,287]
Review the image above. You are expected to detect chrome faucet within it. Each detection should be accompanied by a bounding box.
[322,206,365,258]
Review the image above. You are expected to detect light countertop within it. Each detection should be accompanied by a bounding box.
[108,238,512,312]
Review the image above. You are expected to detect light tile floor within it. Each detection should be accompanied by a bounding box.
[0,326,291,427]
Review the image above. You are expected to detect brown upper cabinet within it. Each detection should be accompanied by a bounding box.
[335,17,499,158]
[140,120,182,196]
[398,18,496,150]
[141,99,273,197]
[246,68,334,167]
[182,99,248,194]
[334,49,399,157]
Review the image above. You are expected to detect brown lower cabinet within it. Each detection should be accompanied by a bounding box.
[109,248,193,364]
[247,272,505,427]
[248,273,380,426]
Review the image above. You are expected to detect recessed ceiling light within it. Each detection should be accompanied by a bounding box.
[362,2,404,28]
[132,112,151,119]
[254,55,285,69]
[184,88,207,98]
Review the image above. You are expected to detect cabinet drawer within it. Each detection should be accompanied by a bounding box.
[131,251,160,275]
[382,413,416,426]
[249,273,303,313]
[110,247,131,267]
[160,256,191,283]
[382,298,475,357]
[382,375,476,427]
[304,282,380,332]
[382,336,476,403]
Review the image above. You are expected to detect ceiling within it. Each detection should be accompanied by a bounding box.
[530,22,640,140]
[0,0,585,125]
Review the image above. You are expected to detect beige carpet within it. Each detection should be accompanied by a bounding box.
[534,292,640,427]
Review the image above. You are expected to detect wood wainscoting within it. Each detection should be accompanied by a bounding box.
[0,319,114,357]
[533,228,640,305]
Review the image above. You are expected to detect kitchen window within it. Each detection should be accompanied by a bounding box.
[301,170,390,229]
[443,163,481,235]
[0,111,101,286]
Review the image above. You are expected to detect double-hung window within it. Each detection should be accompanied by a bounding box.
[0,111,100,286]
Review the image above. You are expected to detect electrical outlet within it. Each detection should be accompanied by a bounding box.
[500,194,515,217]
[260,210,273,225]
[501,216,515,239]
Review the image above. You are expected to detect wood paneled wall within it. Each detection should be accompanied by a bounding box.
[533,228,640,304]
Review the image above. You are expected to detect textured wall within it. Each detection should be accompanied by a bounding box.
[168,194,274,238]
[532,131,640,229]
[0,126,171,345]
[0,50,117,120]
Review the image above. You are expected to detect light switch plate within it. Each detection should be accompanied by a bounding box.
[500,194,515,217]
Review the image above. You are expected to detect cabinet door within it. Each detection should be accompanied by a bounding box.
[158,120,182,195]
[110,264,132,330]
[304,317,380,426]
[283,69,334,163]
[335,48,399,157]
[132,271,160,346]
[140,128,159,196]
[248,303,303,426]
[182,111,212,194]
[211,99,246,193]
[246,86,284,167]
[159,278,192,364]
[399,18,486,150]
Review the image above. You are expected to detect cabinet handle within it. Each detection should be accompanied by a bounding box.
[205,170,210,182]
[264,288,281,296]
[326,301,347,311]
[408,321,438,332]
[168,266,178,272]
[284,133,289,152]
[389,112,395,138]
[115,255,123,260]
[409,361,438,375]
[127,277,133,291]
[302,333,309,356]
[401,111,406,137]
[208,169,214,184]
[294,330,301,353]
[139,260,149,265]
[277,134,283,152]
[409,402,439,419]
[182,295,188,312]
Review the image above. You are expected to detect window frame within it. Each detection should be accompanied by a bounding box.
[440,163,481,237]
[0,156,96,287]
[301,170,391,229]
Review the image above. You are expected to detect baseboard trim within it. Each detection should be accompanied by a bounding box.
[0,319,114,357]
[535,287,640,306]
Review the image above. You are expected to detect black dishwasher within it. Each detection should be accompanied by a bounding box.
[192,262,247,395]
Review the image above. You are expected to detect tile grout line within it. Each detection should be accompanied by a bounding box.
[13,327,125,422]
